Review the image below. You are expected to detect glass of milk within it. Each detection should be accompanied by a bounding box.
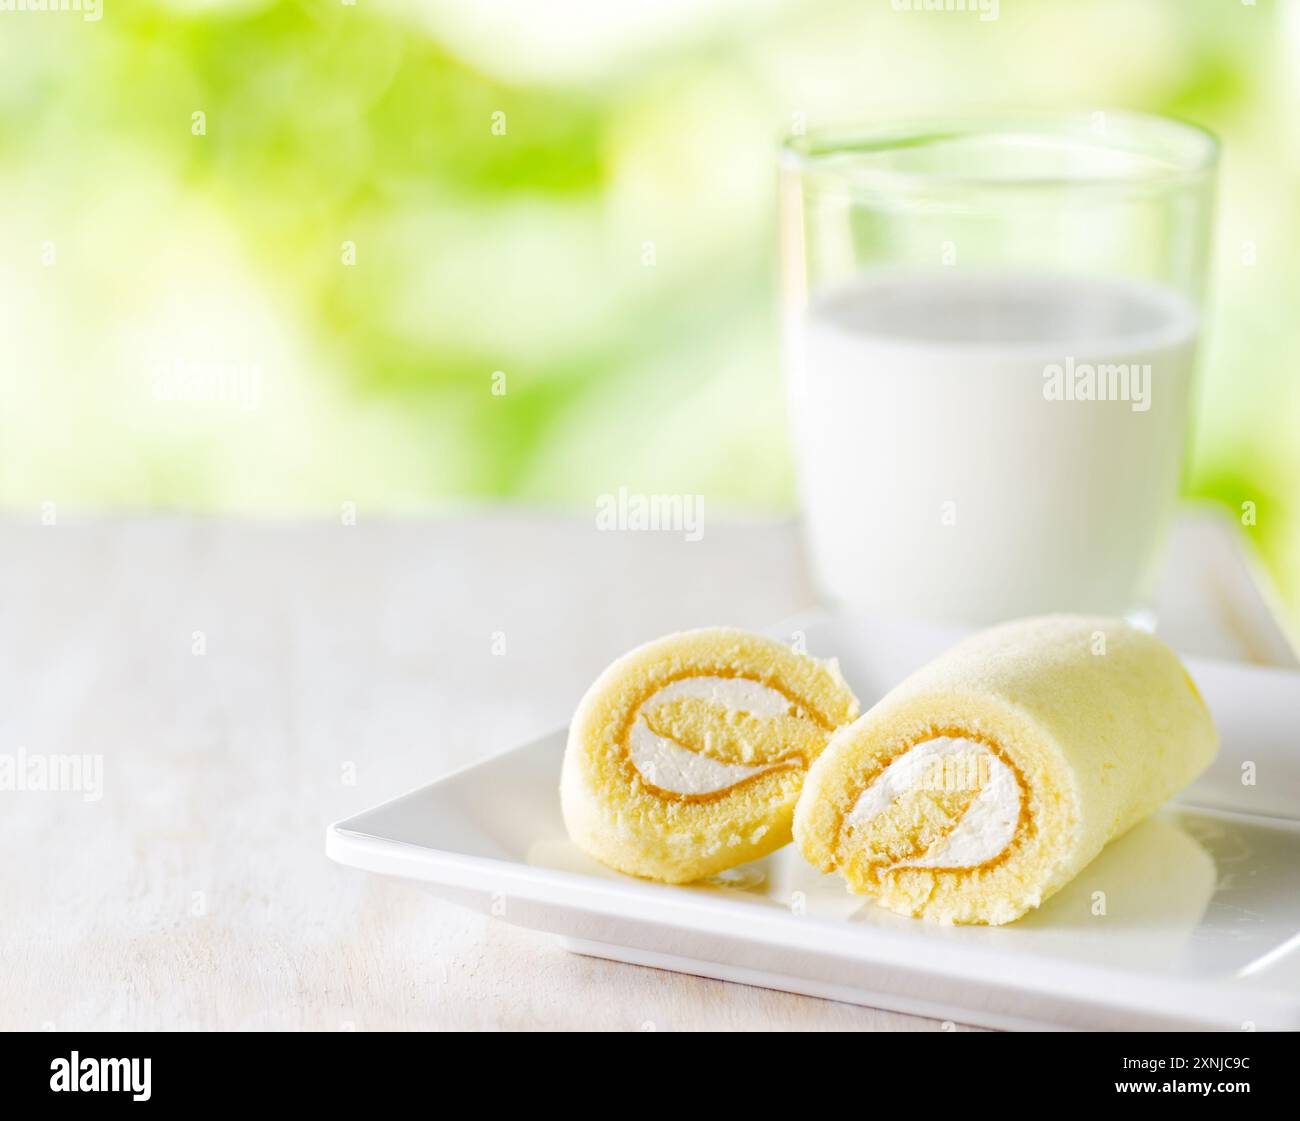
[780,112,1218,626]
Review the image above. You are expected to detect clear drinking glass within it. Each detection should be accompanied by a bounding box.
[779,111,1219,626]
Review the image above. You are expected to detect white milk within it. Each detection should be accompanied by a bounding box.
[786,268,1199,625]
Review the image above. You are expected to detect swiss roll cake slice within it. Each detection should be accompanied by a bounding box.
[561,628,860,883]
[794,616,1217,925]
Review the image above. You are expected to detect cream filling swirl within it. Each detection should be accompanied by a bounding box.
[845,736,1021,869]
[627,676,796,795]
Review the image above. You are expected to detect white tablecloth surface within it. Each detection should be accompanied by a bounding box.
[0,509,1291,1030]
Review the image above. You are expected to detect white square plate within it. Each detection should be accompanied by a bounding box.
[327,611,1300,1031]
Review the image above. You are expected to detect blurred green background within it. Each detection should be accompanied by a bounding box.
[0,0,1296,618]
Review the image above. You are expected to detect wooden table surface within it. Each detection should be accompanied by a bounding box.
[1,509,1293,1031]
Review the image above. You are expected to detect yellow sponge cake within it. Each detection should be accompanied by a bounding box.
[562,627,860,883]
[793,616,1217,925]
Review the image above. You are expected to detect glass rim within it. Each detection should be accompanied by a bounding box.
[780,110,1219,193]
